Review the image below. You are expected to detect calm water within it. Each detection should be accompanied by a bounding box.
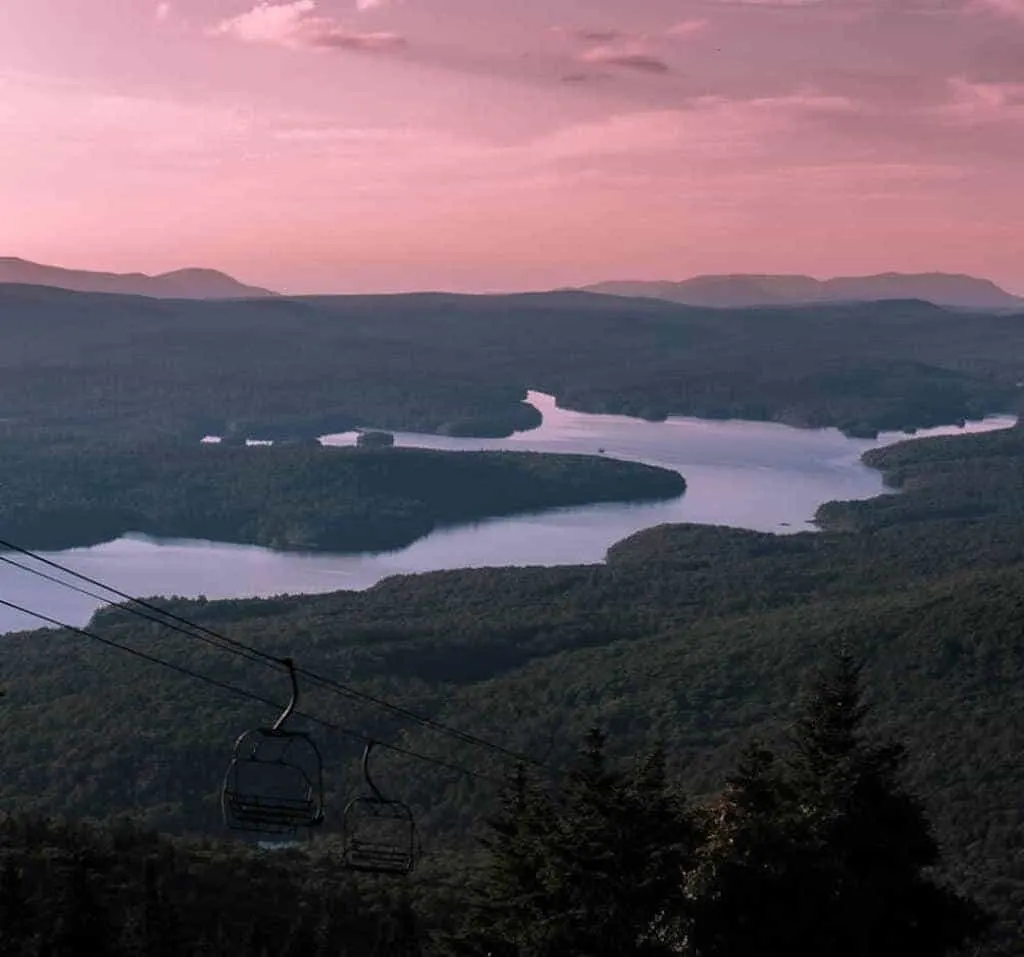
[0,392,1014,634]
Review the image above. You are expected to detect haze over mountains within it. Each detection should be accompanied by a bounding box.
[583,273,1024,312]
[3,257,1022,312]
[0,257,276,300]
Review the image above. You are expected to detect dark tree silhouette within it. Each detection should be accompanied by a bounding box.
[448,731,699,957]
[692,654,992,957]
[687,743,822,957]
[787,653,991,956]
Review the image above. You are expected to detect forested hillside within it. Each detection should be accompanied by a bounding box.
[2,284,1023,443]
[0,660,993,955]
[2,421,1023,949]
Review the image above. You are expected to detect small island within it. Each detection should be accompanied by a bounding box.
[356,430,396,449]
[0,442,685,554]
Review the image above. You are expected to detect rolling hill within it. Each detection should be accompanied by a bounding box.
[1,284,1021,443]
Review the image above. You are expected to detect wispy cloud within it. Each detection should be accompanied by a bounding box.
[303,28,405,51]
[560,72,611,85]
[666,19,710,37]
[212,0,315,44]
[941,76,1024,121]
[579,49,672,74]
[0,74,254,162]
[553,21,707,78]
[211,1,405,52]
[968,0,1024,18]
[530,94,852,161]
[558,21,707,45]
[709,0,827,5]
[574,29,633,43]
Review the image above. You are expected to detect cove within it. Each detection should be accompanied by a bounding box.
[0,392,1014,634]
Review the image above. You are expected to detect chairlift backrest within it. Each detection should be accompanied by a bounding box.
[221,658,326,836]
[223,726,325,835]
[342,741,417,875]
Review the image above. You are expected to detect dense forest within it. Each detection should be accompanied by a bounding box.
[2,284,1023,444]
[0,813,425,956]
[0,658,993,955]
[0,440,683,551]
[2,421,1023,950]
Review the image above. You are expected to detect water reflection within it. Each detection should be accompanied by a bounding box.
[1,392,1014,633]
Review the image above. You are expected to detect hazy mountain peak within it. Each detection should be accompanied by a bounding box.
[157,267,233,278]
[583,272,1022,311]
[0,257,277,299]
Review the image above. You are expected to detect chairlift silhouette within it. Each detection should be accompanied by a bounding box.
[342,740,417,875]
[222,657,325,836]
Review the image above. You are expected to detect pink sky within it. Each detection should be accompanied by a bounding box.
[1,0,1022,294]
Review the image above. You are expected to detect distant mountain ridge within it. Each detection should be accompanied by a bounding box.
[583,272,1023,311]
[0,257,277,299]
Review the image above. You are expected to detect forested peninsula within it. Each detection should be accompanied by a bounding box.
[0,442,684,552]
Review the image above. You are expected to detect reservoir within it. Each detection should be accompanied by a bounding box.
[0,391,1014,634]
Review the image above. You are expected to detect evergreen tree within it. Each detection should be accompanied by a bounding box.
[786,652,990,956]
[450,730,698,957]
[687,742,824,957]
[692,653,991,957]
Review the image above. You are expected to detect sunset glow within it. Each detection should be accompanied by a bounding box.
[1,0,1022,293]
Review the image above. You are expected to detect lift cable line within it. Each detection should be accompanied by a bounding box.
[0,595,307,719]
[0,542,286,667]
[0,542,547,772]
[0,553,271,669]
[0,594,505,787]
[0,536,553,773]
[295,666,553,772]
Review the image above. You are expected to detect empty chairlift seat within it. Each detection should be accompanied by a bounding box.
[222,657,325,836]
[342,741,417,875]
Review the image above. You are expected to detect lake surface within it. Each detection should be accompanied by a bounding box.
[0,391,1015,634]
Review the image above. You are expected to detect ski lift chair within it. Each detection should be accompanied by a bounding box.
[342,741,417,875]
[222,657,325,836]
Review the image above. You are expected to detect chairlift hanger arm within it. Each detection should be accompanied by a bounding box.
[362,740,386,802]
[272,656,298,732]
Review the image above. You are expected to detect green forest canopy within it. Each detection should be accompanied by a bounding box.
[2,284,1024,951]
[1,420,1022,949]
[2,284,1023,443]
[0,657,996,956]
[0,442,684,552]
